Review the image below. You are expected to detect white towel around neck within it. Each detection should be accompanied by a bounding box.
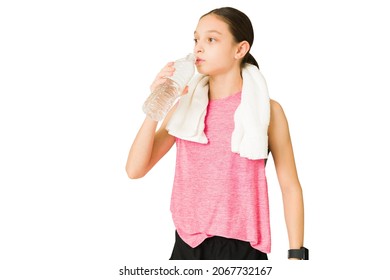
[166,63,270,160]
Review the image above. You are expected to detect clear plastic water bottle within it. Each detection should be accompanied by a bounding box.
[143,53,196,121]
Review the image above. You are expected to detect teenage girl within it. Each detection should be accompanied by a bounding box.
[126,7,306,260]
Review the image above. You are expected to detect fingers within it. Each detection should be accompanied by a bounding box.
[150,62,175,93]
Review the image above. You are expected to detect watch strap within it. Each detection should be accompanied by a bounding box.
[288,247,309,260]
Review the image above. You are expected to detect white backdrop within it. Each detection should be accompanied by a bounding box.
[1,0,390,279]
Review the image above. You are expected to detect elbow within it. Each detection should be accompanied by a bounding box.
[280,180,302,197]
[125,165,146,180]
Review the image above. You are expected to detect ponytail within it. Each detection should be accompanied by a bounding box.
[243,53,259,69]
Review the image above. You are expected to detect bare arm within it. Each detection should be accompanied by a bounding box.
[125,62,178,179]
[125,106,177,179]
[268,99,304,255]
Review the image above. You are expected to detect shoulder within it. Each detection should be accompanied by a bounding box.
[268,99,292,158]
[269,99,287,124]
[268,98,290,140]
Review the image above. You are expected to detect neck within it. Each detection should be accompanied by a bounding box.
[208,67,242,100]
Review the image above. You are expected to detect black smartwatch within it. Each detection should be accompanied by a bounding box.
[288,247,309,260]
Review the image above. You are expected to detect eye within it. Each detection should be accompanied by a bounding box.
[208,37,216,43]
[194,38,198,44]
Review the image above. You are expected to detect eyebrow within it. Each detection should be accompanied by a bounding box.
[194,30,223,35]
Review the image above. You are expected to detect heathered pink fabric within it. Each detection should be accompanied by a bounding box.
[170,92,271,253]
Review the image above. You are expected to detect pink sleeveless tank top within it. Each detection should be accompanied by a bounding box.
[170,92,271,253]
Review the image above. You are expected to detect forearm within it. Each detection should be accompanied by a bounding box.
[126,116,158,178]
[281,183,304,249]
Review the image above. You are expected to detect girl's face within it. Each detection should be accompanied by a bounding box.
[194,14,240,76]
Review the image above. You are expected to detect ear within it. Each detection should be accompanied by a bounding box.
[235,41,250,60]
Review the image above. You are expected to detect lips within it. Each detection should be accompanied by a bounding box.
[196,58,205,64]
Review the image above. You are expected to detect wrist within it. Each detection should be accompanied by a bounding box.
[288,247,309,260]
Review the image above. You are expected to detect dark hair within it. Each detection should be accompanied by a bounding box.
[201,7,259,69]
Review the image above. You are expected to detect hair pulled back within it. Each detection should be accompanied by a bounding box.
[201,7,259,69]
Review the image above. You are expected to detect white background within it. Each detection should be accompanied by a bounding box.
[1,0,390,279]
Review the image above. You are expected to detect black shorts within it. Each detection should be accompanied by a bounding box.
[169,231,268,260]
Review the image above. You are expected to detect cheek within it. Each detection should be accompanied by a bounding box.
[218,44,237,58]
[210,46,232,61]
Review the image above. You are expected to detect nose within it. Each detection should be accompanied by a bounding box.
[194,43,204,54]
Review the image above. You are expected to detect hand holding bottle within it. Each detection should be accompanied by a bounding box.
[143,54,195,121]
[150,62,175,94]
[150,62,189,96]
